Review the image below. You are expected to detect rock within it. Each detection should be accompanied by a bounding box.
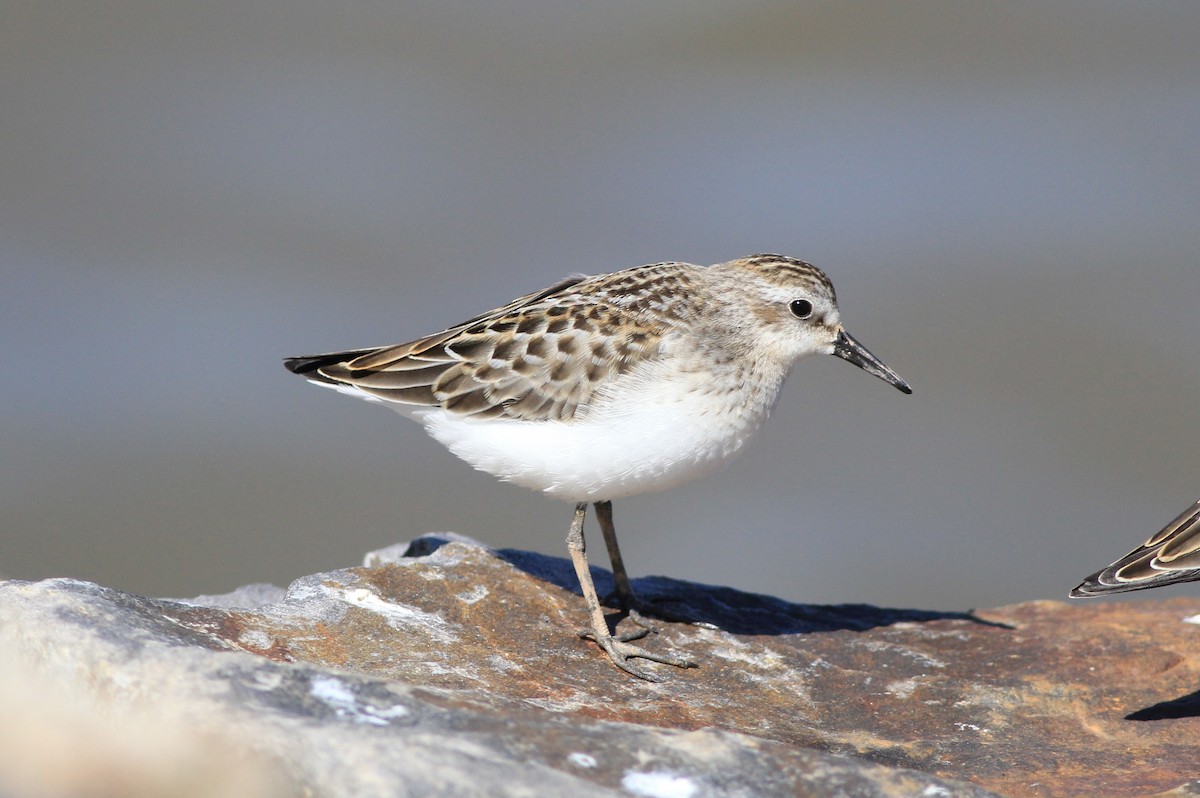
[175,581,287,609]
[0,650,293,798]
[3,534,1200,797]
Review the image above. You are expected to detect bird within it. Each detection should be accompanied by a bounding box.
[1071,499,1200,597]
[284,253,912,679]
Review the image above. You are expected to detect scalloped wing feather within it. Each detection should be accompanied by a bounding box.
[1071,500,1200,596]
[284,263,698,423]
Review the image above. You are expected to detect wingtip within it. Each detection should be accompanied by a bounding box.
[283,353,352,375]
[283,356,315,374]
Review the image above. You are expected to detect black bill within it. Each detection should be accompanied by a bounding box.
[831,330,912,394]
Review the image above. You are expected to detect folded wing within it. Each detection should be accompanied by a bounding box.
[284,264,694,423]
[1071,499,1200,596]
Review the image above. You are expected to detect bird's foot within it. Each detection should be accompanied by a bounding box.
[576,611,651,643]
[578,615,697,681]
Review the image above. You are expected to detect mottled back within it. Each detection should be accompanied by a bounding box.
[285,261,702,422]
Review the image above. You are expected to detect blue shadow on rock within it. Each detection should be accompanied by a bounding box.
[402,533,1010,637]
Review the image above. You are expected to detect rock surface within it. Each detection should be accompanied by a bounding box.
[3,534,1200,797]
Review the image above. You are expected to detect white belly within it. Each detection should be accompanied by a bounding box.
[417,365,782,501]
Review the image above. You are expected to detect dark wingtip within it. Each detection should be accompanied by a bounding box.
[1069,567,1132,598]
[284,346,385,376]
[1066,569,1198,598]
[284,350,371,375]
[283,355,324,375]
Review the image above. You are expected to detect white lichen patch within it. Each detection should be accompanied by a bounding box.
[711,645,785,669]
[567,752,597,769]
[456,585,489,604]
[885,677,924,699]
[696,627,779,669]
[330,586,457,644]
[486,654,520,673]
[685,629,815,712]
[894,625,973,642]
[523,691,594,714]
[422,662,487,683]
[953,683,1015,713]
[621,771,698,798]
[238,630,273,650]
[246,670,284,691]
[283,579,338,604]
[309,676,409,726]
[862,640,947,669]
[805,656,835,671]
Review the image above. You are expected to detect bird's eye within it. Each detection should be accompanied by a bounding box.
[789,299,813,319]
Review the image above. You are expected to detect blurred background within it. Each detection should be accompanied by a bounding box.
[3,2,1199,611]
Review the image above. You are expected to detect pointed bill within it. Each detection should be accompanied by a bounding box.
[831,330,912,394]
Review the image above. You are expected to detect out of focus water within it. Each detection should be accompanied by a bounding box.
[4,2,1200,610]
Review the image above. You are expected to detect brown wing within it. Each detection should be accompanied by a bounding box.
[283,262,697,422]
[1070,499,1200,596]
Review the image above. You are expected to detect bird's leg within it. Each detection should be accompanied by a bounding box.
[567,502,619,646]
[592,499,653,641]
[593,499,636,612]
[566,502,696,680]
[593,499,694,628]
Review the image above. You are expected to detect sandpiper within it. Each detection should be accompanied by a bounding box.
[1071,499,1200,597]
[285,254,911,679]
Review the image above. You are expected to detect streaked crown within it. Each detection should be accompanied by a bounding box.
[731,254,837,303]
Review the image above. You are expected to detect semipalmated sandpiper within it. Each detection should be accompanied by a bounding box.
[285,254,911,679]
[1071,499,1200,597]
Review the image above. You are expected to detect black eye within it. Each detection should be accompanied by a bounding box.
[789,299,813,319]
